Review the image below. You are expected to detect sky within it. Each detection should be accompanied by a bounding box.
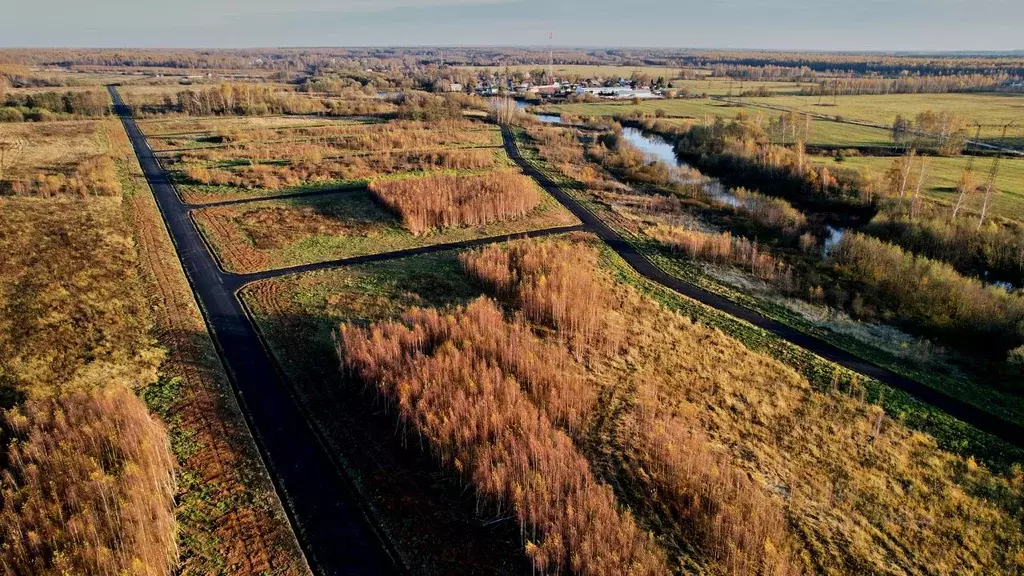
[2,0,1022,51]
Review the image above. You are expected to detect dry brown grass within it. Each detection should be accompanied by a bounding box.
[0,386,177,576]
[0,120,125,197]
[0,197,162,393]
[337,297,668,576]
[370,171,540,234]
[564,237,1023,575]
[180,148,496,191]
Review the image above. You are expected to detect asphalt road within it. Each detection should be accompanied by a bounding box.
[110,80,1023,574]
[500,124,1024,448]
[110,87,403,576]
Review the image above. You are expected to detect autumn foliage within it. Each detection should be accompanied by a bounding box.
[463,239,804,574]
[0,386,177,576]
[460,240,617,353]
[649,224,796,288]
[337,298,667,575]
[369,172,540,235]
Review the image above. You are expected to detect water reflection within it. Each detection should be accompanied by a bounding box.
[823,225,847,256]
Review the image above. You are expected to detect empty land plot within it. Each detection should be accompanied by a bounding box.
[241,234,1024,575]
[157,120,506,203]
[192,179,577,273]
[138,114,370,138]
[0,118,119,176]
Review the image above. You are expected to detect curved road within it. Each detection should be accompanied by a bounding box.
[110,87,403,576]
[500,124,1024,448]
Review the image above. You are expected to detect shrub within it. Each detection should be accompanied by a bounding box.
[0,107,23,122]
[370,172,540,235]
[0,386,177,576]
[830,232,1024,354]
[650,225,796,289]
[732,187,807,234]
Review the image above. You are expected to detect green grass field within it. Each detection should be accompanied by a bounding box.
[543,98,898,148]
[816,154,1024,222]
[737,93,1024,146]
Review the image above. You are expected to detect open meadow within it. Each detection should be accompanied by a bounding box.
[739,92,1024,147]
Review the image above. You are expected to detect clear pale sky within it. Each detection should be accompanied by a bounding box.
[2,0,1021,51]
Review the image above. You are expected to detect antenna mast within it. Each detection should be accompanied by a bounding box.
[549,32,554,83]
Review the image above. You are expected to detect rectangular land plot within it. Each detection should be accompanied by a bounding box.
[155,119,506,203]
[192,180,579,273]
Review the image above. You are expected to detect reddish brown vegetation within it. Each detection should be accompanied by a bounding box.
[462,239,804,574]
[0,386,177,576]
[649,225,796,288]
[370,172,540,235]
[460,241,617,354]
[337,298,667,575]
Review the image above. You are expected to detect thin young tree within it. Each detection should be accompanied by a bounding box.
[951,125,982,220]
[978,122,1015,229]
[909,156,929,219]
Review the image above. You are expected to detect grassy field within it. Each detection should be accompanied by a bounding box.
[816,153,1024,222]
[738,92,1024,146]
[542,98,897,148]
[242,234,1024,574]
[193,183,578,273]
[0,118,120,177]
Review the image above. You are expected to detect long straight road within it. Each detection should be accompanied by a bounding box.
[500,124,1024,449]
[109,87,403,576]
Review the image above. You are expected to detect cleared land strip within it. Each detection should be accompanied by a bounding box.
[500,124,1024,448]
[236,224,587,284]
[109,86,404,576]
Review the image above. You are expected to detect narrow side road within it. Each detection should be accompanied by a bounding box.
[110,87,403,576]
[501,124,1024,448]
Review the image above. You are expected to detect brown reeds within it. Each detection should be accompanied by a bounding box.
[460,239,805,575]
[369,171,540,235]
[337,298,667,576]
[460,240,618,354]
[0,386,177,576]
[649,225,796,288]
